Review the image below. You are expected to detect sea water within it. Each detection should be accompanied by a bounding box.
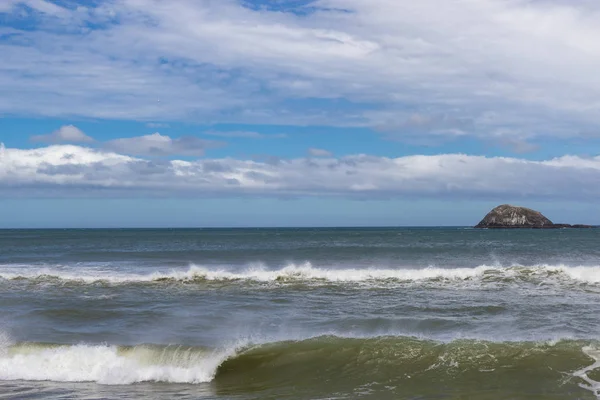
[1,227,600,399]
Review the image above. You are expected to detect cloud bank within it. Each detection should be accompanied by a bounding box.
[1,143,599,200]
[2,0,600,144]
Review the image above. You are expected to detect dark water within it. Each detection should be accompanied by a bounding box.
[1,227,600,399]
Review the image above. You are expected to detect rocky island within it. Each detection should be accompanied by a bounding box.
[474,204,595,229]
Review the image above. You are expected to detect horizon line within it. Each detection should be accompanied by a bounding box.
[0,225,474,230]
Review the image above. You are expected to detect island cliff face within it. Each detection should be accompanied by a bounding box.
[474,204,594,229]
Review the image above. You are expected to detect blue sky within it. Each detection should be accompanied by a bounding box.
[2,0,600,227]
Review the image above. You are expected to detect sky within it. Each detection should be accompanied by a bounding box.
[2,0,600,227]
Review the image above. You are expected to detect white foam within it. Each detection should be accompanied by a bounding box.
[163,263,490,282]
[573,346,600,398]
[0,264,150,284]
[2,263,600,286]
[560,267,600,284]
[0,342,239,385]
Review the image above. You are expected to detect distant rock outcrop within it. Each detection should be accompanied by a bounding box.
[474,204,595,229]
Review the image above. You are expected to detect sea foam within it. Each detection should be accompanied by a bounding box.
[0,341,238,384]
[1,263,600,286]
[573,346,600,398]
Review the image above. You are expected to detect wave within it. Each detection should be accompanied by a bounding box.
[0,335,599,397]
[0,341,234,384]
[2,263,600,287]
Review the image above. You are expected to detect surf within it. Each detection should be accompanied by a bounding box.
[0,335,599,399]
[0,342,236,384]
[2,263,600,287]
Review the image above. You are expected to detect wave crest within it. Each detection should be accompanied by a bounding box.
[0,336,598,394]
[2,263,600,287]
[0,342,238,384]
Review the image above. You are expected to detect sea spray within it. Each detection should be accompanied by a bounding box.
[0,342,243,384]
[2,263,600,287]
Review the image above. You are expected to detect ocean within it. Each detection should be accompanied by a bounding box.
[1,227,600,399]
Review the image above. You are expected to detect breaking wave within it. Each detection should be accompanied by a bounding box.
[0,334,599,397]
[0,342,231,384]
[2,263,600,287]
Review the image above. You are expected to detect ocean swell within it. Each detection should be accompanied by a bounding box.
[2,263,600,287]
[0,335,598,398]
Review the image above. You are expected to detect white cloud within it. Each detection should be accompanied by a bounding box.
[2,1,600,142]
[308,148,332,157]
[104,133,224,157]
[30,125,94,143]
[2,144,600,200]
[205,130,287,139]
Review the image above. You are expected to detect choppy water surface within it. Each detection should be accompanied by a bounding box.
[2,227,600,399]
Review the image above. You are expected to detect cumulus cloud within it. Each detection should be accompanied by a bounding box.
[30,125,94,143]
[308,148,333,157]
[205,130,287,139]
[104,133,224,157]
[2,144,600,200]
[2,0,600,144]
